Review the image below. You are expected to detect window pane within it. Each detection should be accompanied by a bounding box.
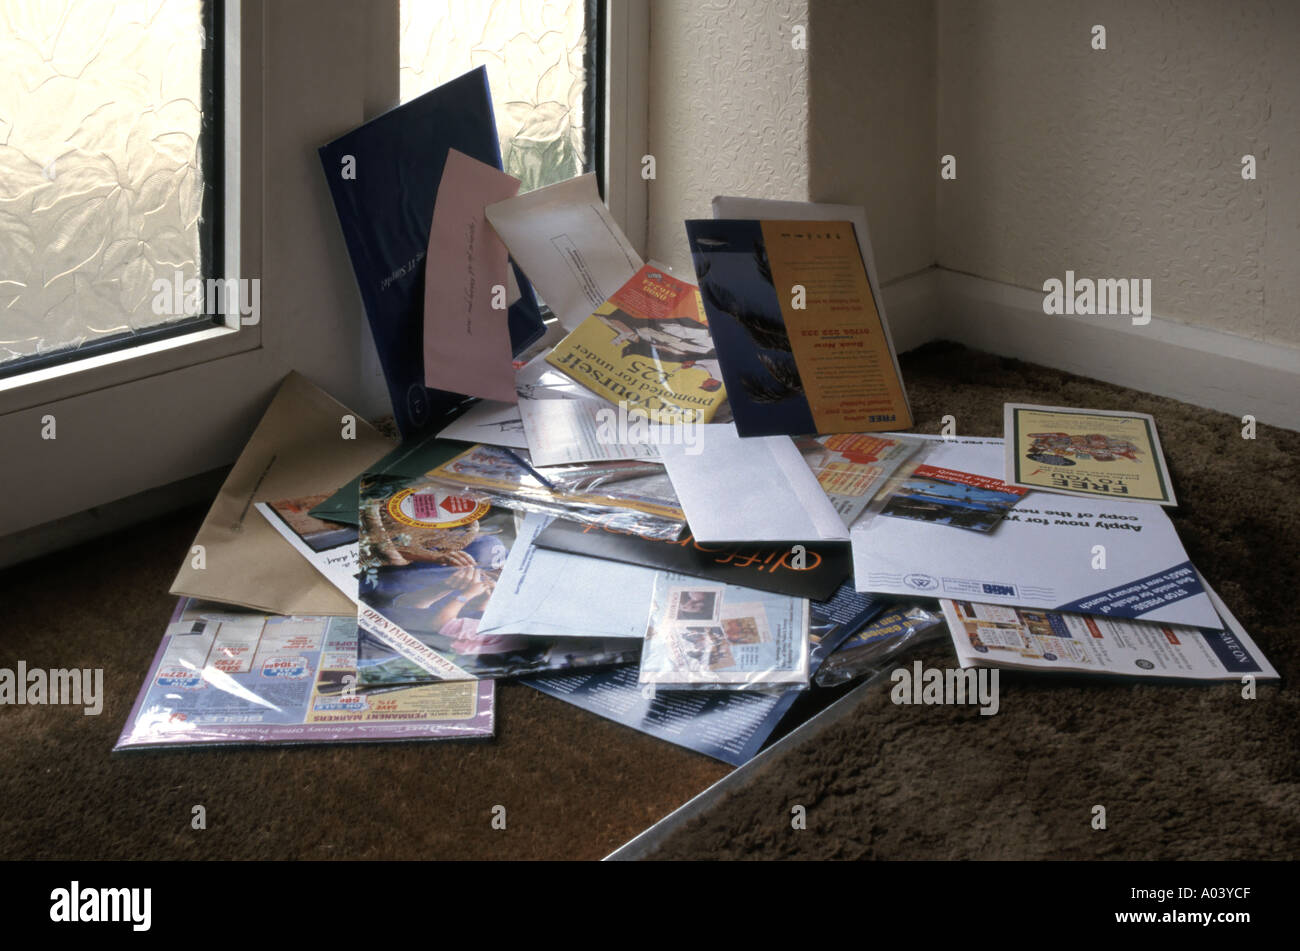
[0,0,209,371]
[399,0,593,193]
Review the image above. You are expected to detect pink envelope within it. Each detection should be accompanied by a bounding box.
[422,149,520,402]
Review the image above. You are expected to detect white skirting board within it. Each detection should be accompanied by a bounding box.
[877,267,1300,433]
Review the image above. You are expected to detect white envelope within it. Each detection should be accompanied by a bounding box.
[476,513,654,640]
[657,424,849,543]
[851,436,1221,628]
[485,173,643,331]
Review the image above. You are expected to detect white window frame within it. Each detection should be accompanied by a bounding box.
[604,0,650,256]
[0,0,649,548]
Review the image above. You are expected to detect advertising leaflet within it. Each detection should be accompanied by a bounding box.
[115,599,494,749]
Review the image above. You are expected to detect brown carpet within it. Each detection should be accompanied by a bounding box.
[0,509,728,861]
[2,341,1295,860]
[648,341,1300,860]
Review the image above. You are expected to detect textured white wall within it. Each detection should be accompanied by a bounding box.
[808,0,937,284]
[938,0,1300,345]
[645,0,811,275]
[646,1,1299,347]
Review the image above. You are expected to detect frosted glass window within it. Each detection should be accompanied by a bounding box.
[0,0,213,372]
[399,0,594,193]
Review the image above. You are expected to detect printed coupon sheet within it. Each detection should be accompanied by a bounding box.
[639,572,810,688]
[795,432,927,527]
[876,464,1027,533]
[940,577,1276,681]
[851,436,1220,628]
[115,599,494,749]
[1004,403,1177,506]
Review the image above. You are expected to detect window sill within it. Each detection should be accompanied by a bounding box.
[0,321,257,416]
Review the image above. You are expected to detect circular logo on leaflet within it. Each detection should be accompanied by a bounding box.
[386,488,489,529]
[904,573,939,591]
[1135,659,1155,670]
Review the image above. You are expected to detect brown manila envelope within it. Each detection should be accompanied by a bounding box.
[169,371,394,615]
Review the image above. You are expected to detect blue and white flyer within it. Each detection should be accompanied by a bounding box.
[940,578,1277,681]
[851,436,1221,629]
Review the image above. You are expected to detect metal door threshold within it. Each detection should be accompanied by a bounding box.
[604,671,885,860]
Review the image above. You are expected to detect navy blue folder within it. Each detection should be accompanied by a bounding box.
[319,67,546,437]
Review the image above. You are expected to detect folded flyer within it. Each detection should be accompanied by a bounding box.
[639,572,810,688]
[940,577,1277,680]
[545,263,727,421]
[851,436,1221,628]
[685,218,912,437]
[527,581,885,765]
[115,600,495,750]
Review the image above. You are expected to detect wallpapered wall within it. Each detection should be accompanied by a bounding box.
[807,0,937,285]
[645,0,811,276]
[938,0,1300,346]
[645,1,1298,348]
